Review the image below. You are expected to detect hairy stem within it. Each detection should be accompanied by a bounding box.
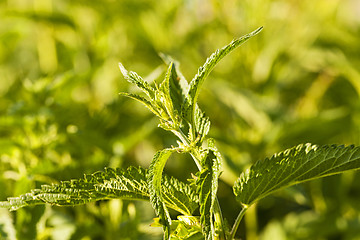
[173,128,226,239]
[229,205,248,240]
[172,128,202,169]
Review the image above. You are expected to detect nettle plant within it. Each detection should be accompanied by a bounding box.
[2,27,360,240]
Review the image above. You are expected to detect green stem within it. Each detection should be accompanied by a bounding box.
[172,129,202,170]
[171,130,189,147]
[189,153,203,173]
[229,205,248,240]
[173,128,226,239]
[213,198,227,240]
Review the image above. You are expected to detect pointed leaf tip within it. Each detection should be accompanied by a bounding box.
[251,26,263,36]
[118,62,128,77]
[182,26,263,132]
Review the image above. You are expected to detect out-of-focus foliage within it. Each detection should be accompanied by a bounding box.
[0,0,359,239]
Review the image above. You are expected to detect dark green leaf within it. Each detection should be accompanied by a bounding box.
[158,53,190,95]
[166,62,187,115]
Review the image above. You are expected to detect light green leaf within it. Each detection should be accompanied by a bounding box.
[182,27,263,125]
[171,216,204,240]
[151,216,204,240]
[158,63,177,124]
[148,148,176,240]
[0,167,149,211]
[119,92,162,117]
[119,62,155,99]
[162,175,199,216]
[233,144,360,207]
[0,167,198,216]
[196,148,222,240]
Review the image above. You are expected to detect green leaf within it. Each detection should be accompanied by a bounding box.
[158,53,190,95]
[171,216,204,240]
[151,216,204,240]
[0,167,198,216]
[233,144,360,207]
[182,27,263,125]
[147,148,176,239]
[165,62,187,115]
[120,62,188,128]
[196,148,222,240]
[0,167,149,211]
[162,175,199,216]
[119,62,155,100]
[119,92,162,117]
[158,63,177,124]
[193,106,210,145]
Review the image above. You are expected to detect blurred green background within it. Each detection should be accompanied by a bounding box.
[1,0,360,239]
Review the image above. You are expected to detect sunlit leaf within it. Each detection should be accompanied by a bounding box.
[119,92,162,117]
[171,216,204,240]
[166,62,187,115]
[119,62,155,100]
[196,147,222,240]
[147,148,176,239]
[158,63,178,124]
[234,144,360,206]
[151,216,204,240]
[182,27,263,125]
[0,166,198,216]
[193,106,210,145]
[162,175,199,215]
[159,54,189,103]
